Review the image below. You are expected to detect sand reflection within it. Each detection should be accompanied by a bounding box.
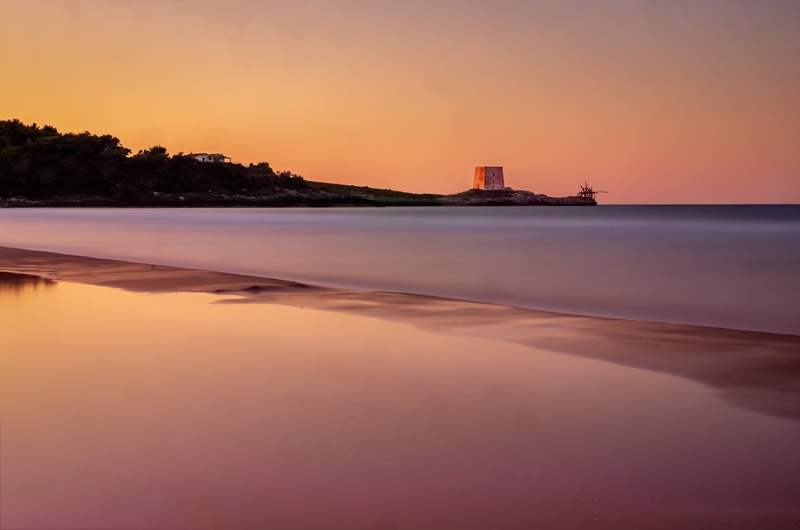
[2,246,799,422]
[2,281,800,529]
[0,271,55,294]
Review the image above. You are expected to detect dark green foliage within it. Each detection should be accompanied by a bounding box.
[0,120,131,198]
[244,163,307,192]
[0,119,59,149]
[0,119,454,208]
[0,119,295,203]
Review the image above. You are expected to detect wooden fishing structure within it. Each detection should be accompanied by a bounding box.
[577,182,608,200]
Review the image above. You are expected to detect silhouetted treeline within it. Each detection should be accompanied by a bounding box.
[0,119,306,203]
[0,119,590,208]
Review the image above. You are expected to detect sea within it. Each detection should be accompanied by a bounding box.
[0,205,798,335]
[2,205,800,528]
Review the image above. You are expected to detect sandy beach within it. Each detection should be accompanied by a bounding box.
[2,245,800,529]
[2,245,799,421]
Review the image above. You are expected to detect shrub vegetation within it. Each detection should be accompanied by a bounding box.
[0,119,306,203]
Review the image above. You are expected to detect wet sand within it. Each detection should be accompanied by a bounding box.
[3,245,800,529]
[2,245,799,421]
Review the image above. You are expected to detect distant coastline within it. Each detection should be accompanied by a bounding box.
[0,119,595,207]
[0,186,597,208]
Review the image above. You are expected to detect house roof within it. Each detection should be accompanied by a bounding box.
[188,152,229,158]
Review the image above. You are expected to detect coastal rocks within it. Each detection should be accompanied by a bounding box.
[0,195,115,207]
[0,197,41,207]
[0,187,597,208]
[439,189,597,206]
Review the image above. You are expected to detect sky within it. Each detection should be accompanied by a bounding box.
[1,0,799,203]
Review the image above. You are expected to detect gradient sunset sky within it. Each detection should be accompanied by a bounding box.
[2,1,798,203]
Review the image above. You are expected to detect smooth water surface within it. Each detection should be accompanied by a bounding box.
[2,279,800,529]
[0,205,798,334]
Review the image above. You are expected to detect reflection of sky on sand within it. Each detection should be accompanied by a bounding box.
[0,271,55,294]
[2,282,800,529]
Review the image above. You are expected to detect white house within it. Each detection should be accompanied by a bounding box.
[189,153,231,163]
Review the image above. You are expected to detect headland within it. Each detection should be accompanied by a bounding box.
[0,120,596,207]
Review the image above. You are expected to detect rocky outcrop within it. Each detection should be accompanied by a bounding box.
[439,188,596,206]
[1,186,596,208]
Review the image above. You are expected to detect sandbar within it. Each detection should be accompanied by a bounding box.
[2,245,799,421]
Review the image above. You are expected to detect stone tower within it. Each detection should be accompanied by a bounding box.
[473,167,505,190]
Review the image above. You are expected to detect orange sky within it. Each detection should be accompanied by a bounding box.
[2,1,799,203]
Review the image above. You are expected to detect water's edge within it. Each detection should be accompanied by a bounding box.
[0,205,798,334]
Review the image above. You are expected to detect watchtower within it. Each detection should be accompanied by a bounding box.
[473,167,504,190]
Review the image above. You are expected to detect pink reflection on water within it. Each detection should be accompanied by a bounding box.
[1,282,799,529]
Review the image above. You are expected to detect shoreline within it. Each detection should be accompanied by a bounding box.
[0,187,597,208]
[2,245,799,421]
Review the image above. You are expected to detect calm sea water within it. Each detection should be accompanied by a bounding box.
[0,205,798,334]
